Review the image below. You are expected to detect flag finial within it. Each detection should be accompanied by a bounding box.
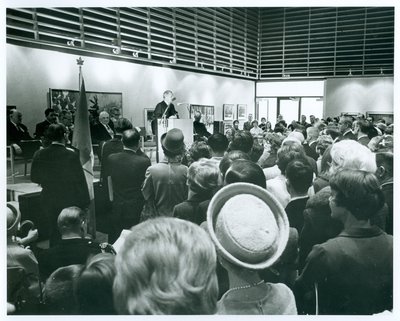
[76,57,84,66]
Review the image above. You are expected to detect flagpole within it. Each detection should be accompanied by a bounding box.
[77,56,84,89]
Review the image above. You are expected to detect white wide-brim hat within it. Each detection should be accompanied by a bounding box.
[207,183,289,270]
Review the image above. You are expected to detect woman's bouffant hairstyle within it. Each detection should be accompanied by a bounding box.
[264,132,284,151]
[329,140,376,175]
[329,169,384,221]
[188,141,211,162]
[76,253,117,315]
[316,134,333,156]
[276,141,307,174]
[187,158,220,194]
[113,217,218,315]
[219,150,250,177]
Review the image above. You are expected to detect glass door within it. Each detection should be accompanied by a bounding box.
[278,98,300,124]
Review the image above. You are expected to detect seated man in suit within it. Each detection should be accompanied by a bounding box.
[7,109,32,155]
[91,111,115,145]
[193,111,211,141]
[37,206,115,281]
[34,108,58,141]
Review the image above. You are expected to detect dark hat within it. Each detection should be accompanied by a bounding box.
[207,183,289,270]
[161,128,185,154]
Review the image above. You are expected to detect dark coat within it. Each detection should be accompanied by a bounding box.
[243,121,252,131]
[339,130,356,141]
[7,120,32,145]
[31,144,90,245]
[106,149,151,241]
[91,122,115,145]
[34,120,52,139]
[381,181,393,235]
[296,226,393,315]
[303,141,318,161]
[151,101,178,135]
[285,196,309,235]
[357,135,370,147]
[36,238,114,280]
[173,193,212,225]
[193,120,211,140]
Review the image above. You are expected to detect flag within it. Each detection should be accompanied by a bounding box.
[72,77,96,238]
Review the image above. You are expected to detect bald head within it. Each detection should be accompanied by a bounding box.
[9,109,22,124]
[122,128,140,149]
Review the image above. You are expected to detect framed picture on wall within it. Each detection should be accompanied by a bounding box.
[237,104,247,120]
[144,108,155,135]
[223,104,235,121]
[48,89,123,122]
[189,104,215,126]
[366,111,393,124]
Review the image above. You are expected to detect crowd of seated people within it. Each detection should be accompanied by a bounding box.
[7,112,394,315]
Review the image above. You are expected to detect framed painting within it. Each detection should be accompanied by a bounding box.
[237,104,247,120]
[49,89,123,120]
[189,104,214,126]
[223,104,235,121]
[144,108,155,135]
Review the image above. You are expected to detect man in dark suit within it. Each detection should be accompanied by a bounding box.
[151,90,179,136]
[303,126,319,160]
[91,111,115,144]
[34,108,57,141]
[105,128,151,242]
[31,124,90,246]
[355,119,371,147]
[36,206,115,280]
[193,111,211,141]
[338,115,356,140]
[242,113,253,131]
[7,109,32,153]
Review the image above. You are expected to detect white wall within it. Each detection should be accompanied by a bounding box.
[7,44,255,133]
[325,77,393,117]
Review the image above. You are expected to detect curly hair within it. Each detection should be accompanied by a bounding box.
[113,217,218,315]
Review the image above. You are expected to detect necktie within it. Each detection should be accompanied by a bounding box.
[106,124,113,137]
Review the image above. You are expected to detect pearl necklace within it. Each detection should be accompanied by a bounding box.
[229,280,265,292]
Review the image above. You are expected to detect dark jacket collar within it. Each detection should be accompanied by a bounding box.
[339,225,384,238]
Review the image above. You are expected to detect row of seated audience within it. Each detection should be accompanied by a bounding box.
[7,111,393,315]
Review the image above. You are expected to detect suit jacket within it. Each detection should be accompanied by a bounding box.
[153,100,178,119]
[357,135,370,146]
[303,141,318,161]
[7,120,32,145]
[340,130,356,141]
[91,122,115,144]
[31,144,90,242]
[34,120,52,139]
[285,196,309,235]
[173,192,212,224]
[193,121,211,140]
[243,121,252,131]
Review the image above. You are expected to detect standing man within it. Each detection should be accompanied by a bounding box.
[243,114,253,131]
[34,108,58,140]
[151,90,179,136]
[91,111,115,145]
[105,129,151,242]
[303,126,319,160]
[338,115,356,141]
[31,124,90,246]
[193,111,211,141]
[7,109,32,153]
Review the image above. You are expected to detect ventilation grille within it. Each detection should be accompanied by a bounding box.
[6,7,394,79]
[259,7,394,78]
[6,7,259,79]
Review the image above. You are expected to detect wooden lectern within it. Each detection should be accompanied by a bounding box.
[156,118,193,162]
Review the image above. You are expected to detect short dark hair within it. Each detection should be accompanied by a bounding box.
[233,120,239,125]
[207,133,228,154]
[46,123,66,142]
[219,150,250,177]
[330,169,384,220]
[249,140,263,163]
[189,141,211,162]
[76,253,116,315]
[122,128,140,148]
[230,130,253,154]
[286,159,313,194]
[357,119,372,134]
[115,118,133,134]
[225,159,266,188]
[45,108,55,117]
[375,152,393,176]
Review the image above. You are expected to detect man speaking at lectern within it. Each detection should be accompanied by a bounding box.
[151,90,179,136]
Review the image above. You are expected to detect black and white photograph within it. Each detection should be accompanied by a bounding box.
[4,0,397,318]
